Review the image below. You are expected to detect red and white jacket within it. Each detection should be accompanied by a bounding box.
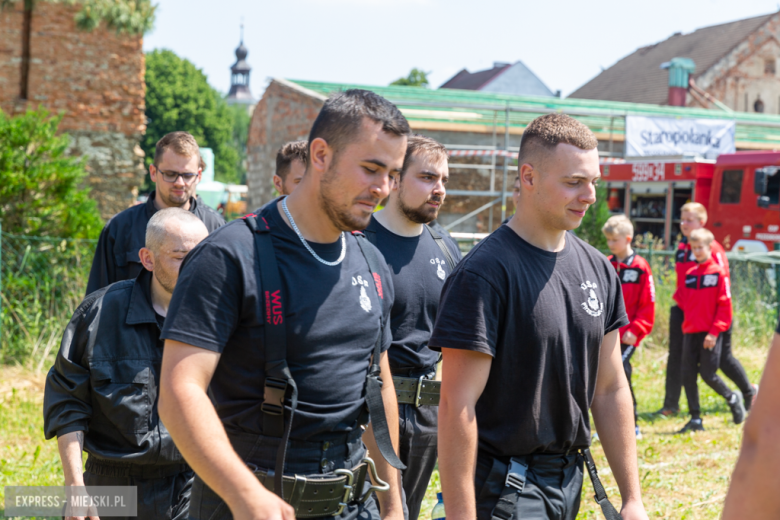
[608,253,655,347]
[673,236,729,307]
[678,257,733,335]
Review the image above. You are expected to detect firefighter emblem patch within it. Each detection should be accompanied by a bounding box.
[580,280,604,317]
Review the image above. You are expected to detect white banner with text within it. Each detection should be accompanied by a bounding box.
[625,116,735,159]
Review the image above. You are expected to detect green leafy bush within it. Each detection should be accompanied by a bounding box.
[0,108,103,239]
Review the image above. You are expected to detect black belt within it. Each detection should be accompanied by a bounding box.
[85,457,190,479]
[248,457,387,518]
[393,376,440,406]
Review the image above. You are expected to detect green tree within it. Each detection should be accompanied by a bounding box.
[0,0,156,35]
[574,184,610,251]
[226,103,250,184]
[391,68,430,88]
[0,108,103,238]
[143,49,244,186]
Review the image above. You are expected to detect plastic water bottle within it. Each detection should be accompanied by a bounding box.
[431,492,445,520]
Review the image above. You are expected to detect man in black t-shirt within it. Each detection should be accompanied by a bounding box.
[364,135,461,520]
[86,131,225,295]
[158,90,409,520]
[432,114,648,520]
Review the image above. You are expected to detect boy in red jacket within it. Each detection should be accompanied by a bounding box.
[677,228,746,433]
[658,202,756,416]
[603,214,655,438]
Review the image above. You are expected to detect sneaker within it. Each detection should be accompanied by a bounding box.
[677,418,705,434]
[654,407,678,417]
[744,384,759,412]
[729,390,746,424]
[635,426,643,440]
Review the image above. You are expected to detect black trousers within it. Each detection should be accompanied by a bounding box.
[474,452,583,520]
[398,403,438,520]
[83,458,193,520]
[663,305,685,410]
[682,332,734,419]
[189,430,379,520]
[719,327,753,397]
[621,344,638,424]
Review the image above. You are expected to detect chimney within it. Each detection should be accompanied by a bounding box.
[660,57,695,106]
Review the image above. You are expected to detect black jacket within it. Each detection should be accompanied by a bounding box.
[85,191,225,295]
[44,270,184,465]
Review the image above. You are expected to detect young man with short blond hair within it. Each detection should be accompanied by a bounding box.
[364,134,461,519]
[603,214,655,439]
[433,114,647,520]
[86,131,225,295]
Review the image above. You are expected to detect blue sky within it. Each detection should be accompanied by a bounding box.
[143,0,780,99]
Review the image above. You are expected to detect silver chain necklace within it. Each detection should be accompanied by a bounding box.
[282,197,346,266]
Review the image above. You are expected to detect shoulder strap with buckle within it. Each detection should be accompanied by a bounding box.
[582,448,623,520]
[425,224,457,271]
[352,231,406,471]
[244,214,298,499]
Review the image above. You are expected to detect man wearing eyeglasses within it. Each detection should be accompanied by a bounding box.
[86,131,225,295]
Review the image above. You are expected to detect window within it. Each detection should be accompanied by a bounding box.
[720,170,743,204]
[767,169,780,205]
[766,59,776,76]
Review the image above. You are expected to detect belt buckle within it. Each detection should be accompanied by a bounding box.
[505,458,528,493]
[333,468,354,515]
[358,457,390,503]
[414,375,425,408]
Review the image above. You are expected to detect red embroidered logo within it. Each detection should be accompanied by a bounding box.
[373,273,383,299]
[265,290,283,325]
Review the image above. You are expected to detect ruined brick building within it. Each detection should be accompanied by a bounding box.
[570,12,780,113]
[0,1,145,218]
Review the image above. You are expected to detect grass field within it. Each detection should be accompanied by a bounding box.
[0,338,770,519]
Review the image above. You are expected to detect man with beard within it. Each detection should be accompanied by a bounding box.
[86,131,225,295]
[363,135,461,520]
[44,208,209,520]
[157,90,409,520]
[433,114,647,520]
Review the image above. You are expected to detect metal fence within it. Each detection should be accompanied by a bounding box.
[1,227,778,366]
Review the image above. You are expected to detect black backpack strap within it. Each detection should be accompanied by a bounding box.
[352,232,406,471]
[425,224,457,271]
[582,448,623,520]
[244,214,298,499]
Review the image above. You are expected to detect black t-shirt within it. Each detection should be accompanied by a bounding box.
[429,226,627,456]
[161,202,394,441]
[365,217,461,373]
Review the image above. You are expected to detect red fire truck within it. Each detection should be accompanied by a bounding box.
[601,151,780,252]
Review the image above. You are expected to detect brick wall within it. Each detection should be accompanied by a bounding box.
[246,80,324,208]
[0,2,146,218]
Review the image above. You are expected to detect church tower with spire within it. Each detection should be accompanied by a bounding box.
[226,23,256,111]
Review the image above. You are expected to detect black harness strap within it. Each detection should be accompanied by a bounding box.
[352,232,406,471]
[582,448,623,520]
[244,214,298,499]
[424,224,457,271]
[363,225,457,272]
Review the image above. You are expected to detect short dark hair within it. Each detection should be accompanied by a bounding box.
[154,131,205,170]
[518,114,597,167]
[275,140,308,180]
[400,134,448,178]
[307,89,410,164]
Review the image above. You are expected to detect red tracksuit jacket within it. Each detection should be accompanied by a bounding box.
[608,253,655,346]
[678,257,733,335]
[673,236,729,307]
